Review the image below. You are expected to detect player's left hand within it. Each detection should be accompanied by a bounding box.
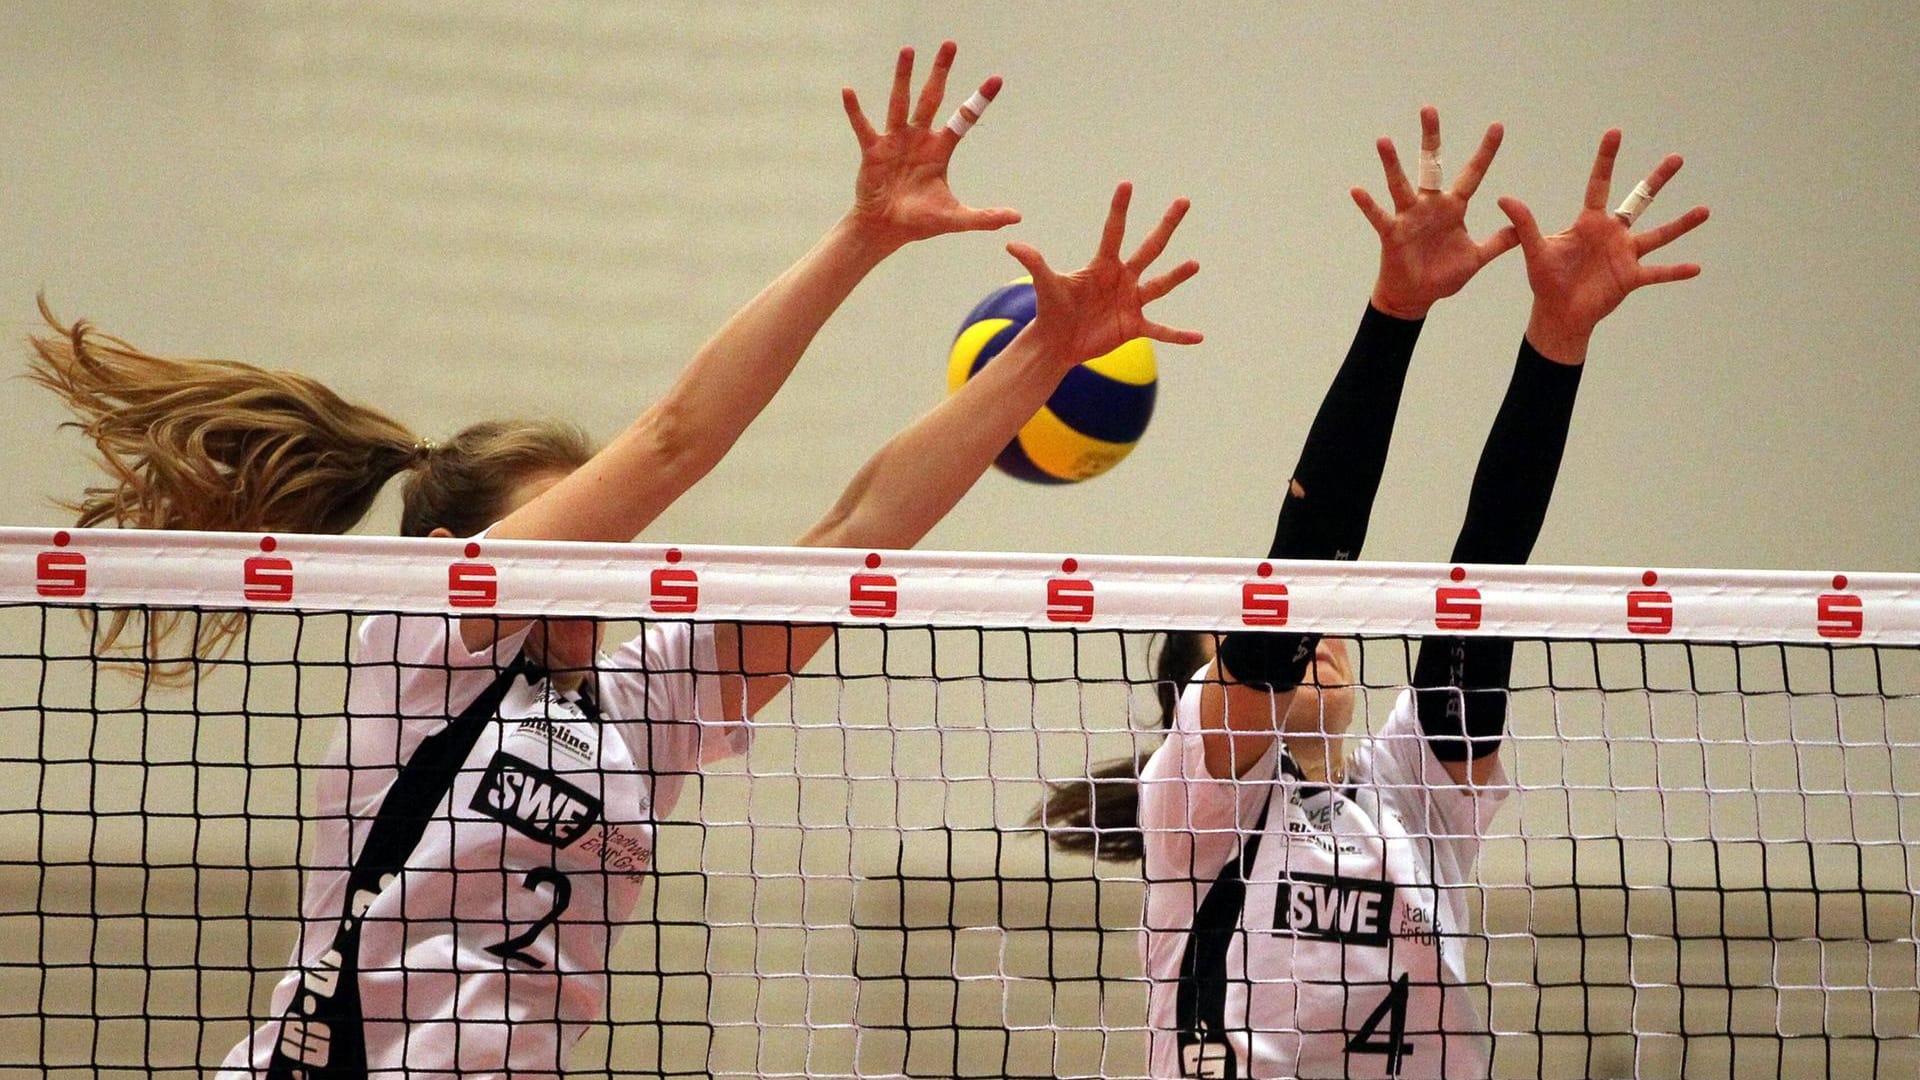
[1005,182,1203,373]
[1353,106,1518,320]
[842,41,1021,253]
[1499,128,1710,364]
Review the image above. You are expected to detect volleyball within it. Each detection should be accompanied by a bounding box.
[946,277,1157,484]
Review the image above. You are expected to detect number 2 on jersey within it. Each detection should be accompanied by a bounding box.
[485,866,572,968]
[1345,972,1415,1075]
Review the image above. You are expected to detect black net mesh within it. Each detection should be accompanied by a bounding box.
[1,599,1916,1079]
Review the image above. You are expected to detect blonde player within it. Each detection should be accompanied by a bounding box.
[1038,115,1707,1078]
[29,43,1202,1079]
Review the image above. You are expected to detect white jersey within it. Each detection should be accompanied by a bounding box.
[221,610,742,1078]
[1139,666,1507,1079]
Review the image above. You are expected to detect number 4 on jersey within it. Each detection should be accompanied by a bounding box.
[1345,972,1416,1075]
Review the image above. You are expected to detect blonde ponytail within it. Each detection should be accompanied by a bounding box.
[28,295,424,535]
[28,297,596,683]
[27,296,425,679]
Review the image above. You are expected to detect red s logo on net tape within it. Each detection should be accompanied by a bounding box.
[1817,575,1864,639]
[448,542,497,609]
[1046,558,1094,624]
[650,549,699,615]
[1435,567,1482,632]
[244,537,294,604]
[1627,571,1674,636]
[850,553,898,620]
[36,531,86,598]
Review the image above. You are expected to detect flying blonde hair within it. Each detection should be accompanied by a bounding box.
[26,295,591,681]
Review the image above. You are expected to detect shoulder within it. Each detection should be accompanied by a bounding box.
[352,611,399,659]
[596,622,744,765]
[1166,660,1216,735]
[601,620,707,673]
[1346,689,1423,784]
[353,611,530,669]
[1351,689,1512,843]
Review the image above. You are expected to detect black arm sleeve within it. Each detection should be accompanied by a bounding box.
[1414,339,1583,760]
[1217,305,1424,690]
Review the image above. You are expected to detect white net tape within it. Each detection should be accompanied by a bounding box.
[1,528,1915,1078]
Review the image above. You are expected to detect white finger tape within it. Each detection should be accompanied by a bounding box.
[1614,180,1657,225]
[944,89,992,137]
[1417,147,1444,190]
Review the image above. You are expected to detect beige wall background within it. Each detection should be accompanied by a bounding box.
[0,2,1916,1078]
[3,1,1916,571]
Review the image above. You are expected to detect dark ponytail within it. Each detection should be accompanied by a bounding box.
[1032,631,1210,862]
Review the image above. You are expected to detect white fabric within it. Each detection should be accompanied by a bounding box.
[1613,179,1657,225]
[944,88,992,136]
[1417,147,1444,191]
[220,610,739,1078]
[1139,665,1507,1079]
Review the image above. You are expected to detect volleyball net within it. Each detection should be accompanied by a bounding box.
[1,527,1915,1079]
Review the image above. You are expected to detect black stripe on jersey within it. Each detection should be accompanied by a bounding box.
[520,661,603,721]
[1174,791,1275,1079]
[266,652,529,1080]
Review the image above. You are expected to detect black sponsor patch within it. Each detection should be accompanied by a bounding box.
[471,751,602,848]
[1180,1037,1235,1078]
[1271,872,1395,947]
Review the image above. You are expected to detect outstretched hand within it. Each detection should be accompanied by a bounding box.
[1352,106,1518,320]
[1498,129,1710,364]
[842,42,1021,253]
[1005,183,1202,372]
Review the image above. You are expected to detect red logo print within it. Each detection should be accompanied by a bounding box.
[1241,561,1289,627]
[1046,558,1095,624]
[1627,571,1673,635]
[1434,567,1482,631]
[35,531,86,598]
[1817,574,1864,640]
[448,542,497,609]
[243,536,295,604]
[849,553,898,619]
[649,548,700,615]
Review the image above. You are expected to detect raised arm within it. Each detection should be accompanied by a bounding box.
[488,42,1018,548]
[725,183,1203,716]
[801,184,1201,550]
[1200,109,1518,781]
[1417,128,1710,786]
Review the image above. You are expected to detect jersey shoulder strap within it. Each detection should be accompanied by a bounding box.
[352,651,532,880]
[1173,782,1277,1079]
[265,649,529,1079]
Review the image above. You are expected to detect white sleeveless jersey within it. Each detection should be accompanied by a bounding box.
[221,611,742,1078]
[1139,665,1507,1079]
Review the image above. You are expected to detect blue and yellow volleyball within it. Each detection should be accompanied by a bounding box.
[947,278,1157,484]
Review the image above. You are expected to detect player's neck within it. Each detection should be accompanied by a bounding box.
[1281,731,1347,785]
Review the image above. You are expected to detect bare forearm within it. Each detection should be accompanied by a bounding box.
[800,331,1060,550]
[727,334,1058,720]
[734,179,1202,722]
[734,333,1057,718]
[659,212,898,474]
[491,214,894,544]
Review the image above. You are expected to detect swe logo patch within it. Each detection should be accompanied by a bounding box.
[1271,872,1395,947]
[472,751,602,848]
